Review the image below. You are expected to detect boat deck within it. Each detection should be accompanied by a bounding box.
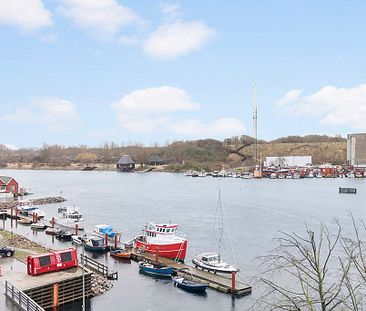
[129,248,252,297]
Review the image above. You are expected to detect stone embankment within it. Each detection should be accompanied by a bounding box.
[91,274,113,296]
[0,196,66,209]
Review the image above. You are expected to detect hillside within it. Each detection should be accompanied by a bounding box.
[0,135,348,171]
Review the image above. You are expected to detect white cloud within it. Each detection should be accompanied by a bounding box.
[277,83,366,128]
[3,144,18,150]
[159,3,182,19]
[2,97,79,130]
[113,86,200,114]
[275,89,303,106]
[112,86,245,138]
[144,20,216,59]
[0,0,52,32]
[58,0,140,37]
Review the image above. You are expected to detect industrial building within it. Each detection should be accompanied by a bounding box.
[347,133,366,166]
[264,156,312,168]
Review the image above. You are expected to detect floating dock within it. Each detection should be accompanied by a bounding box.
[129,249,252,297]
[339,187,357,194]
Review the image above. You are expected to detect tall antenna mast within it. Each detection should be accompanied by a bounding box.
[253,83,258,163]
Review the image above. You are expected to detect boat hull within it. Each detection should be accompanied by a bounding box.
[84,244,109,252]
[192,258,239,274]
[173,278,208,293]
[139,264,173,277]
[110,250,131,260]
[135,240,187,261]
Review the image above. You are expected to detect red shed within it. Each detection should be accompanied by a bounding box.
[0,176,18,196]
[27,248,78,276]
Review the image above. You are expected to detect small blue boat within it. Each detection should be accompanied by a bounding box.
[84,237,110,252]
[138,262,173,277]
[173,277,209,294]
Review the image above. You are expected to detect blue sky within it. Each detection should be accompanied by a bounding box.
[0,0,365,148]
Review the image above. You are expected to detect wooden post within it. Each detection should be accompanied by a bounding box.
[105,234,109,247]
[2,212,5,229]
[114,235,118,249]
[75,223,78,236]
[53,283,59,309]
[231,271,236,296]
[34,213,38,223]
[15,208,18,224]
[10,207,13,227]
[52,217,55,228]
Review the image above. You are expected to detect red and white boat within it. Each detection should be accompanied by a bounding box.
[134,222,187,261]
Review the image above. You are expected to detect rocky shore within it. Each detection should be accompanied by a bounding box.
[0,196,66,209]
[91,274,114,296]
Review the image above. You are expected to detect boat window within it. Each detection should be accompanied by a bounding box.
[166,229,171,233]
[162,229,165,233]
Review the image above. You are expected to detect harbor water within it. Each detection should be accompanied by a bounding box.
[0,169,365,310]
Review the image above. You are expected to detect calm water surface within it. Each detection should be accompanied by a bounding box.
[0,169,365,311]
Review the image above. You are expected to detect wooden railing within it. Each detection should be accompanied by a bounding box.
[80,254,118,280]
[4,281,45,311]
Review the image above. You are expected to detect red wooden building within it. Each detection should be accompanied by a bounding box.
[0,176,19,196]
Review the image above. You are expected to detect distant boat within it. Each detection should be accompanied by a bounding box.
[18,217,32,225]
[138,262,173,277]
[293,172,300,179]
[270,173,277,179]
[31,222,48,230]
[56,230,73,241]
[53,205,85,230]
[241,172,253,179]
[45,227,61,235]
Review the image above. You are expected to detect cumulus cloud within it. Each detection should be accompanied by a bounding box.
[112,86,245,138]
[275,89,303,106]
[277,83,366,128]
[0,0,52,32]
[2,97,79,130]
[144,20,216,59]
[58,0,141,37]
[113,86,200,113]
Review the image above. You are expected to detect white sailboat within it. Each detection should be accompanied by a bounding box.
[192,190,239,274]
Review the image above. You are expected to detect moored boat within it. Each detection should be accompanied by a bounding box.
[31,222,48,230]
[18,217,32,225]
[94,224,119,239]
[56,230,73,241]
[138,262,173,277]
[110,249,131,260]
[84,237,110,252]
[192,252,239,274]
[173,277,208,294]
[45,227,61,235]
[134,222,187,261]
[53,205,85,230]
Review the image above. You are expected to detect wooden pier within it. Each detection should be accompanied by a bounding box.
[129,249,252,297]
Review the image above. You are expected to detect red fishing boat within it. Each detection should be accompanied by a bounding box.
[134,223,187,261]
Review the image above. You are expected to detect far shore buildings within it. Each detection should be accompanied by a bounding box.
[347,133,366,166]
[0,176,19,197]
[264,156,312,167]
[147,154,165,166]
[116,155,135,172]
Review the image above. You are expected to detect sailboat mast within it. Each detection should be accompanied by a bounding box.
[253,83,258,164]
[217,190,224,261]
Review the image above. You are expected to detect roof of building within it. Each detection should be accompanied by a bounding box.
[0,176,14,185]
[117,155,135,165]
[147,154,165,164]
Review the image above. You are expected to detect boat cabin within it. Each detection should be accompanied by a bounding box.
[201,253,220,263]
[144,223,179,237]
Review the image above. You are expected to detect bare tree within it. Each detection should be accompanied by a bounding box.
[254,223,358,310]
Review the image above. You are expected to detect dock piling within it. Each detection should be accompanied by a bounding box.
[231,271,236,296]
[75,223,78,236]
[105,234,108,247]
[53,283,59,309]
[114,235,118,249]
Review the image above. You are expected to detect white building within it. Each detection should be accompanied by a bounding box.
[347,133,366,166]
[265,156,312,167]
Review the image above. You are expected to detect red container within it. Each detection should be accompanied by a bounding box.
[27,248,78,276]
